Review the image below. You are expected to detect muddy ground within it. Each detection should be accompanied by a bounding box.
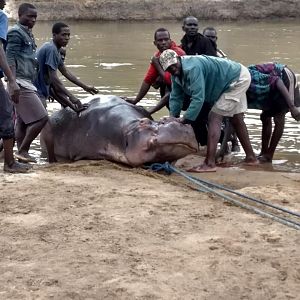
[0,156,299,299]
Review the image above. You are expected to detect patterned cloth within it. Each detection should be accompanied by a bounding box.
[246,63,285,109]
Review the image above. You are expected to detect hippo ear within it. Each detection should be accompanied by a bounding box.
[135,105,154,120]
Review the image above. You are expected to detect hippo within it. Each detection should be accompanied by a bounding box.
[41,95,198,166]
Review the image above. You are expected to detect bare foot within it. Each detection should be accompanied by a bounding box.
[187,164,217,173]
[4,161,32,173]
[243,158,260,166]
[257,155,272,163]
[15,152,37,163]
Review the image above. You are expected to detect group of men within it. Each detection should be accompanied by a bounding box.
[128,16,300,172]
[1,4,299,174]
[0,2,97,173]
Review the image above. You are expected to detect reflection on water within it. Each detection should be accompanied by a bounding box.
[20,20,300,172]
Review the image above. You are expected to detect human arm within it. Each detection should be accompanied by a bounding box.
[48,67,85,111]
[128,80,151,104]
[49,85,87,112]
[151,56,165,79]
[169,79,184,118]
[128,62,161,105]
[4,31,23,103]
[276,78,300,121]
[58,64,98,95]
[148,93,170,115]
[181,67,205,122]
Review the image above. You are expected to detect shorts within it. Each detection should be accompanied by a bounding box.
[211,65,251,117]
[0,84,14,139]
[262,67,300,118]
[14,87,48,124]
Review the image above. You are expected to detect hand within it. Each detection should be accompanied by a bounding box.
[122,97,137,105]
[84,86,98,95]
[7,80,20,104]
[159,116,178,124]
[290,106,300,121]
[72,101,89,113]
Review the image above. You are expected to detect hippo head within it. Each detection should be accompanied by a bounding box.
[124,118,198,166]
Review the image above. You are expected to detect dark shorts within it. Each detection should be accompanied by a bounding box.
[14,87,48,124]
[0,84,14,140]
[262,67,300,118]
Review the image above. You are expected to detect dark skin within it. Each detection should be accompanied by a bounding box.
[0,1,30,172]
[41,26,98,162]
[182,16,199,47]
[49,26,98,113]
[9,7,48,163]
[127,30,171,105]
[258,78,300,162]
[166,58,257,172]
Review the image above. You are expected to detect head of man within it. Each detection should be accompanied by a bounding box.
[18,3,37,29]
[52,22,70,48]
[159,49,181,77]
[0,0,6,11]
[153,28,171,52]
[203,27,218,44]
[182,16,199,37]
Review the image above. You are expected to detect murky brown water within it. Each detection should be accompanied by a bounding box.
[22,20,300,171]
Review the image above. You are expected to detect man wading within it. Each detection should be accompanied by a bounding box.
[159,49,258,173]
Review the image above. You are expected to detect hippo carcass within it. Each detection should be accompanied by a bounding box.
[43,95,198,166]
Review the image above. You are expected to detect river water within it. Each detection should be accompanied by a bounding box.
[26,20,300,172]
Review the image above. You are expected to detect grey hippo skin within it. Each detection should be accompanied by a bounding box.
[42,95,198,166]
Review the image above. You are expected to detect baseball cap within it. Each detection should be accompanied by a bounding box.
[159,49,178,71]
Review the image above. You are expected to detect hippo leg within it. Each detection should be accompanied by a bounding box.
[40,121,57,163]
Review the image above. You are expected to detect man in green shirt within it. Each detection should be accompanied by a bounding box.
[159,49,257,172]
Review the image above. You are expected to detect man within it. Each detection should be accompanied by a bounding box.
[129,28,185,105]
[159,49,258,172]
[6,3,48,163]
[35,22,98,111]
[0,0,30,173]
[34,22,98,162]
[203,26,240,154]
[247,63,300,162]
[180,16,216,56]
[203,26,227,58]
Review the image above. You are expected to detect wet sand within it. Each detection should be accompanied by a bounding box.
[0,156,300,299]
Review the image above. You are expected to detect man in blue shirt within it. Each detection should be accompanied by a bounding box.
[35,22,98,112]
[159,49,257,172]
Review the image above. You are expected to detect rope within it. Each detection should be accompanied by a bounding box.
[145,162,300,230]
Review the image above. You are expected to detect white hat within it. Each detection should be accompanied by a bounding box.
[159,49,178,71]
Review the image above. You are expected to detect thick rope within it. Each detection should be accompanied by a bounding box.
[145,162,300,230]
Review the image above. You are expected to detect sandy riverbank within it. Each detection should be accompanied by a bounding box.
[0,155,299,299]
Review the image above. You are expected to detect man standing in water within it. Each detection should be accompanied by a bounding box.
[247,63,300,162]
[34,22,98,162]
[6,3,48,163]
[35,22,98,111]
[181,16,216,56]
[0,0,30,172]
[159,49,258,172]
[129,28,185,105]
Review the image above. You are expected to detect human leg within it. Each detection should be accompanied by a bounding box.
[0,87,30,172]
[3,138,31,173]
[15,116,26,149]
[188,111,222,172]
[259,112,272,158]
[40,121,57,163]
[14,89,48,162]
[231,113,257,164]
[260,113,285,162]
[17,116,48,162]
